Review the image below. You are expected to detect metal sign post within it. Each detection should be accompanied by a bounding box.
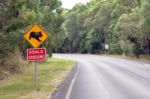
[105,44,109,54]
[35,61,37,91]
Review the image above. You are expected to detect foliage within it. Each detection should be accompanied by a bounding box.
[59,0,149,57]
[0,0,65,73]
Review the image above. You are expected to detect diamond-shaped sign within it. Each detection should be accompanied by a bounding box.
[24,24,48,48]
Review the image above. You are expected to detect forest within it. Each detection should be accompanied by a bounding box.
[60,0,150,57]
[0,0,150,73]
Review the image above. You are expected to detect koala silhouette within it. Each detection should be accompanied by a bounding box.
[29,31,43,42]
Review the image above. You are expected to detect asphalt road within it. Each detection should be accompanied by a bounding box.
[52,54,150,99]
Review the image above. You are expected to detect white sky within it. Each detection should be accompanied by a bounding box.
[61,0,91,9]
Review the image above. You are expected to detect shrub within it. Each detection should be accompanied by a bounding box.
[0,48,24,75]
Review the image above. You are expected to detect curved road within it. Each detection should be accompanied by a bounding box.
[52,54,150,99]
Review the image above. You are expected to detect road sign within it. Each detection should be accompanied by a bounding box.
[24,24,48,48]
[105,44,109,50]
[27,48,46,61]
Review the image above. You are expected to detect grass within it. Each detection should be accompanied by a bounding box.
[0,58,75,99]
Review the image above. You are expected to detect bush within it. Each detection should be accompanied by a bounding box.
[110,43,123,54]
[0,48,24,75]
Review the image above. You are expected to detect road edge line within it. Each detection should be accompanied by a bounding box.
[65,63,80,99]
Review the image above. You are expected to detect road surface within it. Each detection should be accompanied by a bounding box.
[52,54,150,99]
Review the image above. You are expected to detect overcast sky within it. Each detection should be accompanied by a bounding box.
[61,0,91,9]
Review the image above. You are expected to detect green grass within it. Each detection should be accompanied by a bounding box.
[0,58,74,99]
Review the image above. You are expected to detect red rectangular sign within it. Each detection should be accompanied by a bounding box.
[27,48,46,61]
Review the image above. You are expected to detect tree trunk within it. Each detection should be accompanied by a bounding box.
[148,39,150,54]
[146,36,150,54]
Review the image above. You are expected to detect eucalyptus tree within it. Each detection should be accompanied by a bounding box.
[142,0,150,54]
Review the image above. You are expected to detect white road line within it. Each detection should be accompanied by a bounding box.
[65,64,80,99]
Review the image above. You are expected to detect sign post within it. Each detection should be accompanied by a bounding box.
[35,61,37,90]
[24,24,48,91]
[105,44,109,54]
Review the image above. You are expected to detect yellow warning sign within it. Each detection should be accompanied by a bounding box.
[24,24,48,48]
